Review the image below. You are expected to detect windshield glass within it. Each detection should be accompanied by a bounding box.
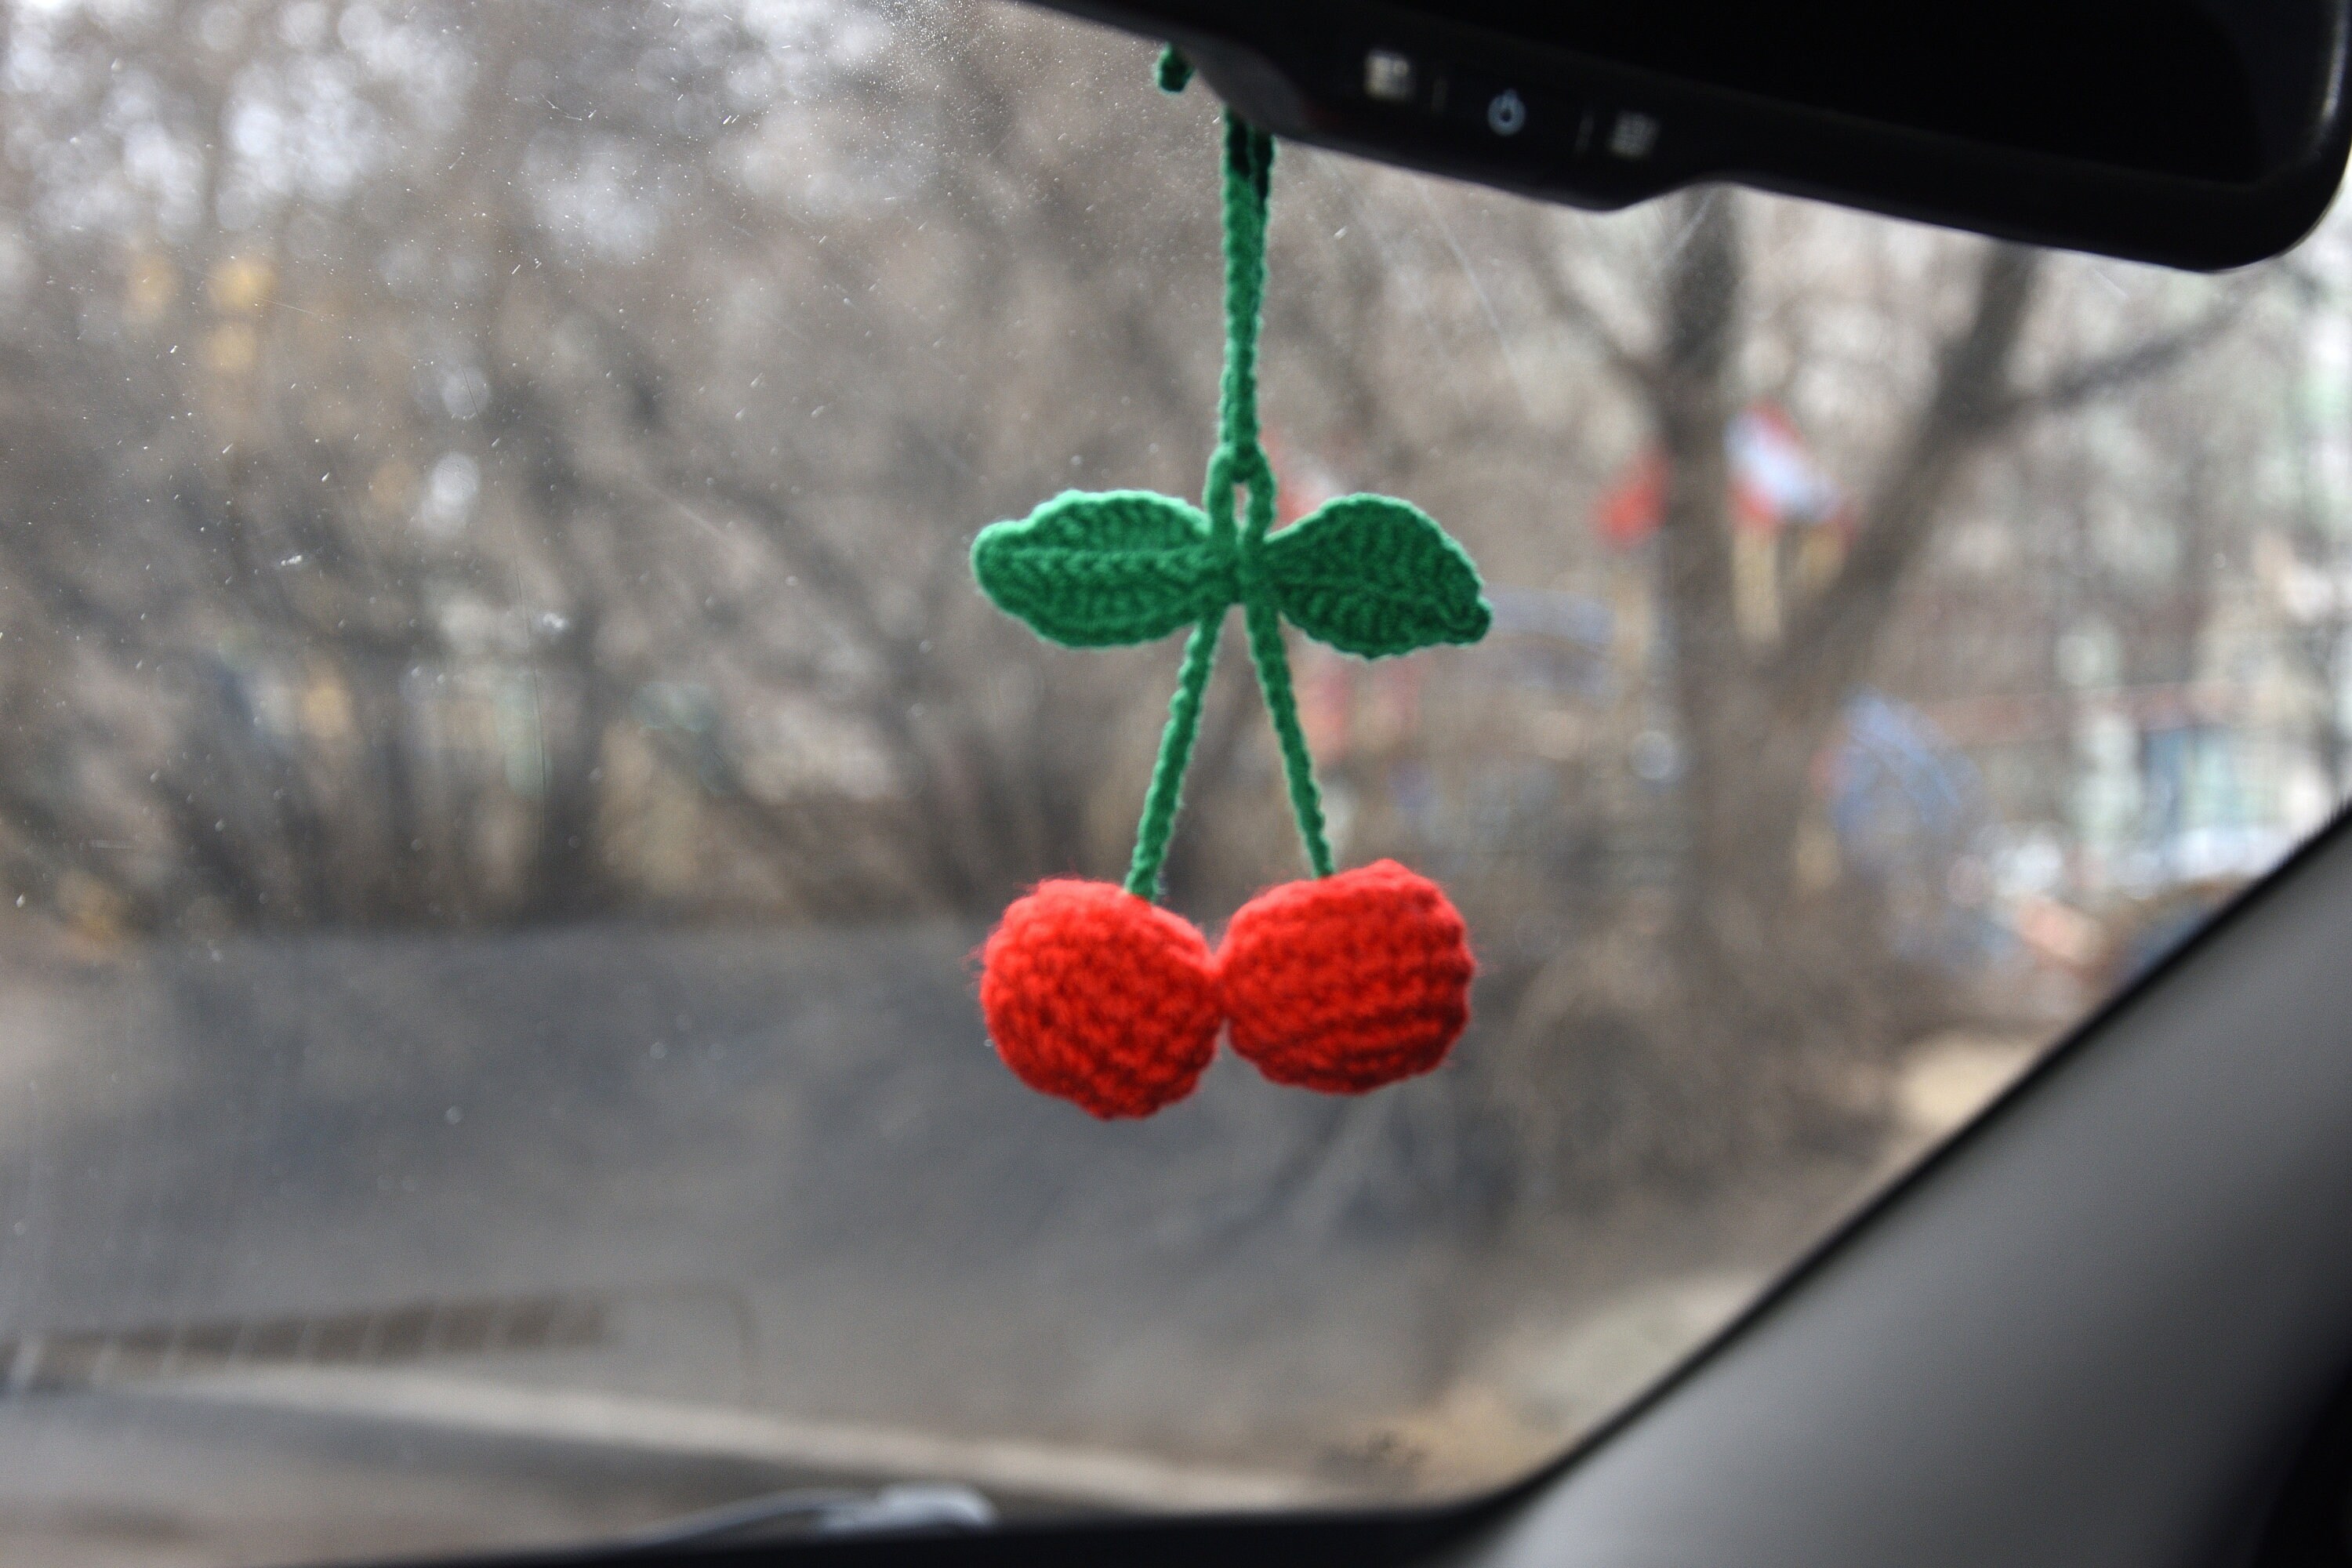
[1,1,2345,1561]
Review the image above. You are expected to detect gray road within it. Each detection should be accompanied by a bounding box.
[0,921,1887,1565]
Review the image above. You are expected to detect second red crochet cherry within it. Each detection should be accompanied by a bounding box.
[1218,859,1474,1093]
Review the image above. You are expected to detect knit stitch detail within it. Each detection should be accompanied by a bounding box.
[971,489,1234,649]
[1261,495,1494,658]
[1125,617,1221,898]
[1218,860,1474,1092]
[979,879,1221,1119]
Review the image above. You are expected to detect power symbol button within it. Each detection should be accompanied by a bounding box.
[1486,89,1528,136]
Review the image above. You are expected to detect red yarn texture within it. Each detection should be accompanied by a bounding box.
[978,879,1221,1119]
[1218,859,1474,1093]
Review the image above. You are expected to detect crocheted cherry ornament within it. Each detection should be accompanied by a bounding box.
[967,76,1492,1118]
[979,879,1221,1119]
[1219,860,1474,1092]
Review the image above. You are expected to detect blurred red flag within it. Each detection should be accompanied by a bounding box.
[1595,403,1849,547]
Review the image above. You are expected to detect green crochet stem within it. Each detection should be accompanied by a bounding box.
[971,53,1489,898]
[1124,615,1221,896]
[1121,106,1331,898]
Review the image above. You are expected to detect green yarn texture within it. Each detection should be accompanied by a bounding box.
[971,489,1233,646]
[1261,494,1490,658]
[967,73,1491,899]
[1155,45,1194,94]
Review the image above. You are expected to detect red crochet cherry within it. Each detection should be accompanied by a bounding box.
[978,879,1221,1119]
[1217,859,1474,1093]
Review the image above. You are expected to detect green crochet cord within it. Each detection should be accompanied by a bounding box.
[968,57,1491,900]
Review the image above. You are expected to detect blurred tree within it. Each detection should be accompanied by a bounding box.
[1450,188,2267,1194]
[0,0,1272,929]
[0,0,2305,1216]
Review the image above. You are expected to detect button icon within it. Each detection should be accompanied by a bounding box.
[1486,89,1528,136]
[1608,111,1660,159]
[1364,49,1415,104]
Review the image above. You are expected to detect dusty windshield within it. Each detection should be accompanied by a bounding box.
[0,0,2345,1562]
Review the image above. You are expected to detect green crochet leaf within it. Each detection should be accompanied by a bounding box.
[1261,494,1492,658]
[971,489,1236,648]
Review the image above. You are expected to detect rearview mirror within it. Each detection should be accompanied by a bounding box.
[1051,0,2352,269]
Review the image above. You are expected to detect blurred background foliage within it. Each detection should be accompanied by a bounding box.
[0,0,2343,1213]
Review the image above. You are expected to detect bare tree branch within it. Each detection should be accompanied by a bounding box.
[1994,286,2257,423]
[1772,245,2042,727]
[1519,218,1664,397]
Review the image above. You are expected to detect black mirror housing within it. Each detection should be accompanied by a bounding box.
[1051,0,2352,270]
